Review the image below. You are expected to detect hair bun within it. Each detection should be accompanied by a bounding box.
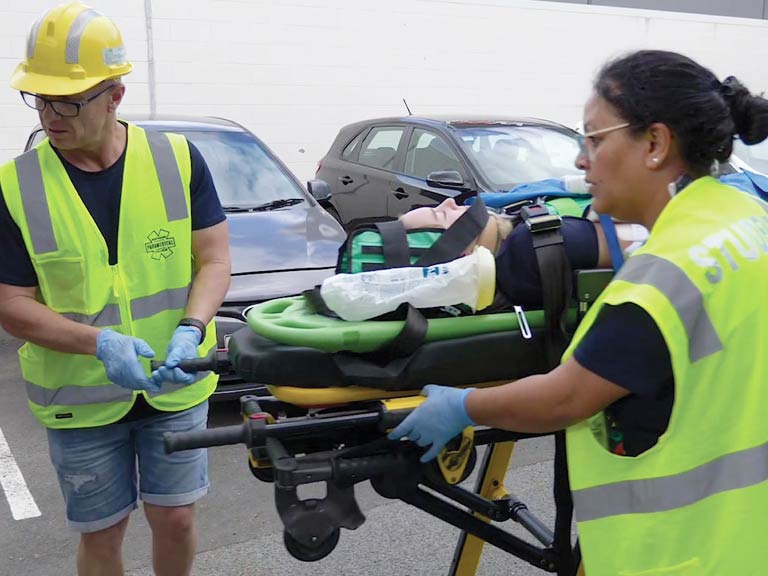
[720,76,761,144]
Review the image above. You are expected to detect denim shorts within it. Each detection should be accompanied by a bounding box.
[47,401,210,533]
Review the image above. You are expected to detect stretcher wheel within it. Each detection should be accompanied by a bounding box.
[283,528,340,562]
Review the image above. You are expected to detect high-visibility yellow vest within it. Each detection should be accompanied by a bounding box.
[0,123,217,429]
[563,177,768,575]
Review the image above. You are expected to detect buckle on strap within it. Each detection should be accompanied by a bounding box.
[520,204,562,233]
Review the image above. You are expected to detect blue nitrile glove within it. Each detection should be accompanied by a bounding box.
[150,326,202,386]
[96,329,158,392]
[388,384,476,462]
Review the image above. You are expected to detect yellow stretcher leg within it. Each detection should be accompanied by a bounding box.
[448,441,516,576]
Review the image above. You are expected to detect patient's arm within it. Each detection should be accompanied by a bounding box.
[594,223,649,268]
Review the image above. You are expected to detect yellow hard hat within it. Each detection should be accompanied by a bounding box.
[10,1,133,96]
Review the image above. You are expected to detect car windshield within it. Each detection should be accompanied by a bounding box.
[455,125,583,191]
[732,139,768,175]
[178,130,305,208]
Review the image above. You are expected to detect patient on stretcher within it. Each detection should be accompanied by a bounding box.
[398,198,646,307]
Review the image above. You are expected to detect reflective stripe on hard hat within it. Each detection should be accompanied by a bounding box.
[26,14,45,61]
[146,131,190,222]
[16,133,186,255]
[65,8,102,64]
[131,287,191,321]
[613,253,723,362]
[572,440,768,522]
[62,305,122,327]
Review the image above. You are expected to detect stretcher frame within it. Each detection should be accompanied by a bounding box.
[164,270,612,574]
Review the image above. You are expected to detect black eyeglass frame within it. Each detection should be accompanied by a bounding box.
[19,83,116,118]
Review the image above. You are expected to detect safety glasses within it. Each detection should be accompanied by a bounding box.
[20,83,115,118]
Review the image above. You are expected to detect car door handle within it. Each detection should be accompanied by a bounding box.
[339,176,354,185]
[392,188,409,199]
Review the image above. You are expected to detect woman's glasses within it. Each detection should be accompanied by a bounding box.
[577,122,632,157]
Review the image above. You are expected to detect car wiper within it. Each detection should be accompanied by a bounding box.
[223,198,305,213]
[250,198,305,211]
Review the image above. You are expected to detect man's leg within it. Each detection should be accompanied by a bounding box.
[144,502,197,576]
[78,515,130,576]
[47,422,138,576]
[136,401,210,576]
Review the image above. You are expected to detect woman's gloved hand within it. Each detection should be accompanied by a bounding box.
[96,329,158,391]
[388,384,476,462]
[150,326,202,386]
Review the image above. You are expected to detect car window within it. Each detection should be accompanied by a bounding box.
[177,130,305,208]
[456,125,583,191]
[357,127,404,171]
[342,130,365,160]
[404,129,463,180]
[27,129,46,149]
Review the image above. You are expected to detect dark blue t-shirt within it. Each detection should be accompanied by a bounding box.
[496,219,673,456]
[0,134,225,285]
[574,304,674,456]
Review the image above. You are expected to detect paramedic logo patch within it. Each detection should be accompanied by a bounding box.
[145,229,176,260]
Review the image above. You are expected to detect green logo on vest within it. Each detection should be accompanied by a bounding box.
[145,229,176,260]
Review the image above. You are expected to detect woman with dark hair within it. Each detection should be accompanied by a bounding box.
[390,50,768,574]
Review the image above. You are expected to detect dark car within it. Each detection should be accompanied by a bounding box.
[314,115,585,228]
[25,115,346,398]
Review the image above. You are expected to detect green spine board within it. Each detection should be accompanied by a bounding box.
[246,295,572,354]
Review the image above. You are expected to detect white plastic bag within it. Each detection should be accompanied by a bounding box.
[319,246,496,322]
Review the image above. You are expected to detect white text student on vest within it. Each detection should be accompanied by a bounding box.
[389,50,768,575]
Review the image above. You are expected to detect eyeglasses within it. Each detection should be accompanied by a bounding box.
[20,83,115,118]
[577,122,632,157]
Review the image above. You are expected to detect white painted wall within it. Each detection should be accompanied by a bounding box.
[2,0,767,182]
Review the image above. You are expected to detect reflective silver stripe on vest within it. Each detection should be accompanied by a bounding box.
[26,14,45,60]
[573,440,768,522]
[62,304,121,327]
[131,286,189,320]
[26,381,133,406]
[615,253,723,362]
[65,9,102,64]
[15,149,57,254]
[145,131,189,222]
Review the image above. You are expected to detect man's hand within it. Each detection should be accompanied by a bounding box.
[150,326,202,386]
[96,329,158,391]
[388,385,475,462]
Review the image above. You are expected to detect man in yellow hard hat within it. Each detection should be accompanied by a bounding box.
[0,3,231,575]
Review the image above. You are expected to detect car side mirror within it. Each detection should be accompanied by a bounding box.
[307,179,332,201]
[426,170,466,190]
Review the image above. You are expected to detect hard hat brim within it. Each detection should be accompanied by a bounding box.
[10,63,133,96]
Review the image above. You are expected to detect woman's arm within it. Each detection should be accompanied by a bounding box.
[465,357,629,433]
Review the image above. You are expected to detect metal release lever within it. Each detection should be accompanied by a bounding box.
[514,305,532,339]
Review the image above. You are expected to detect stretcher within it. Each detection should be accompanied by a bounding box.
[162,270,613,575]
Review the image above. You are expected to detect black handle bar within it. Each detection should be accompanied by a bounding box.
[150,349,230,374]
[164,424,248,453]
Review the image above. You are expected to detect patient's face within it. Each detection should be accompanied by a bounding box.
[399,198,468,230]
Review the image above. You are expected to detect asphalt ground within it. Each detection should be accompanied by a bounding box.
[0,327,563,576]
